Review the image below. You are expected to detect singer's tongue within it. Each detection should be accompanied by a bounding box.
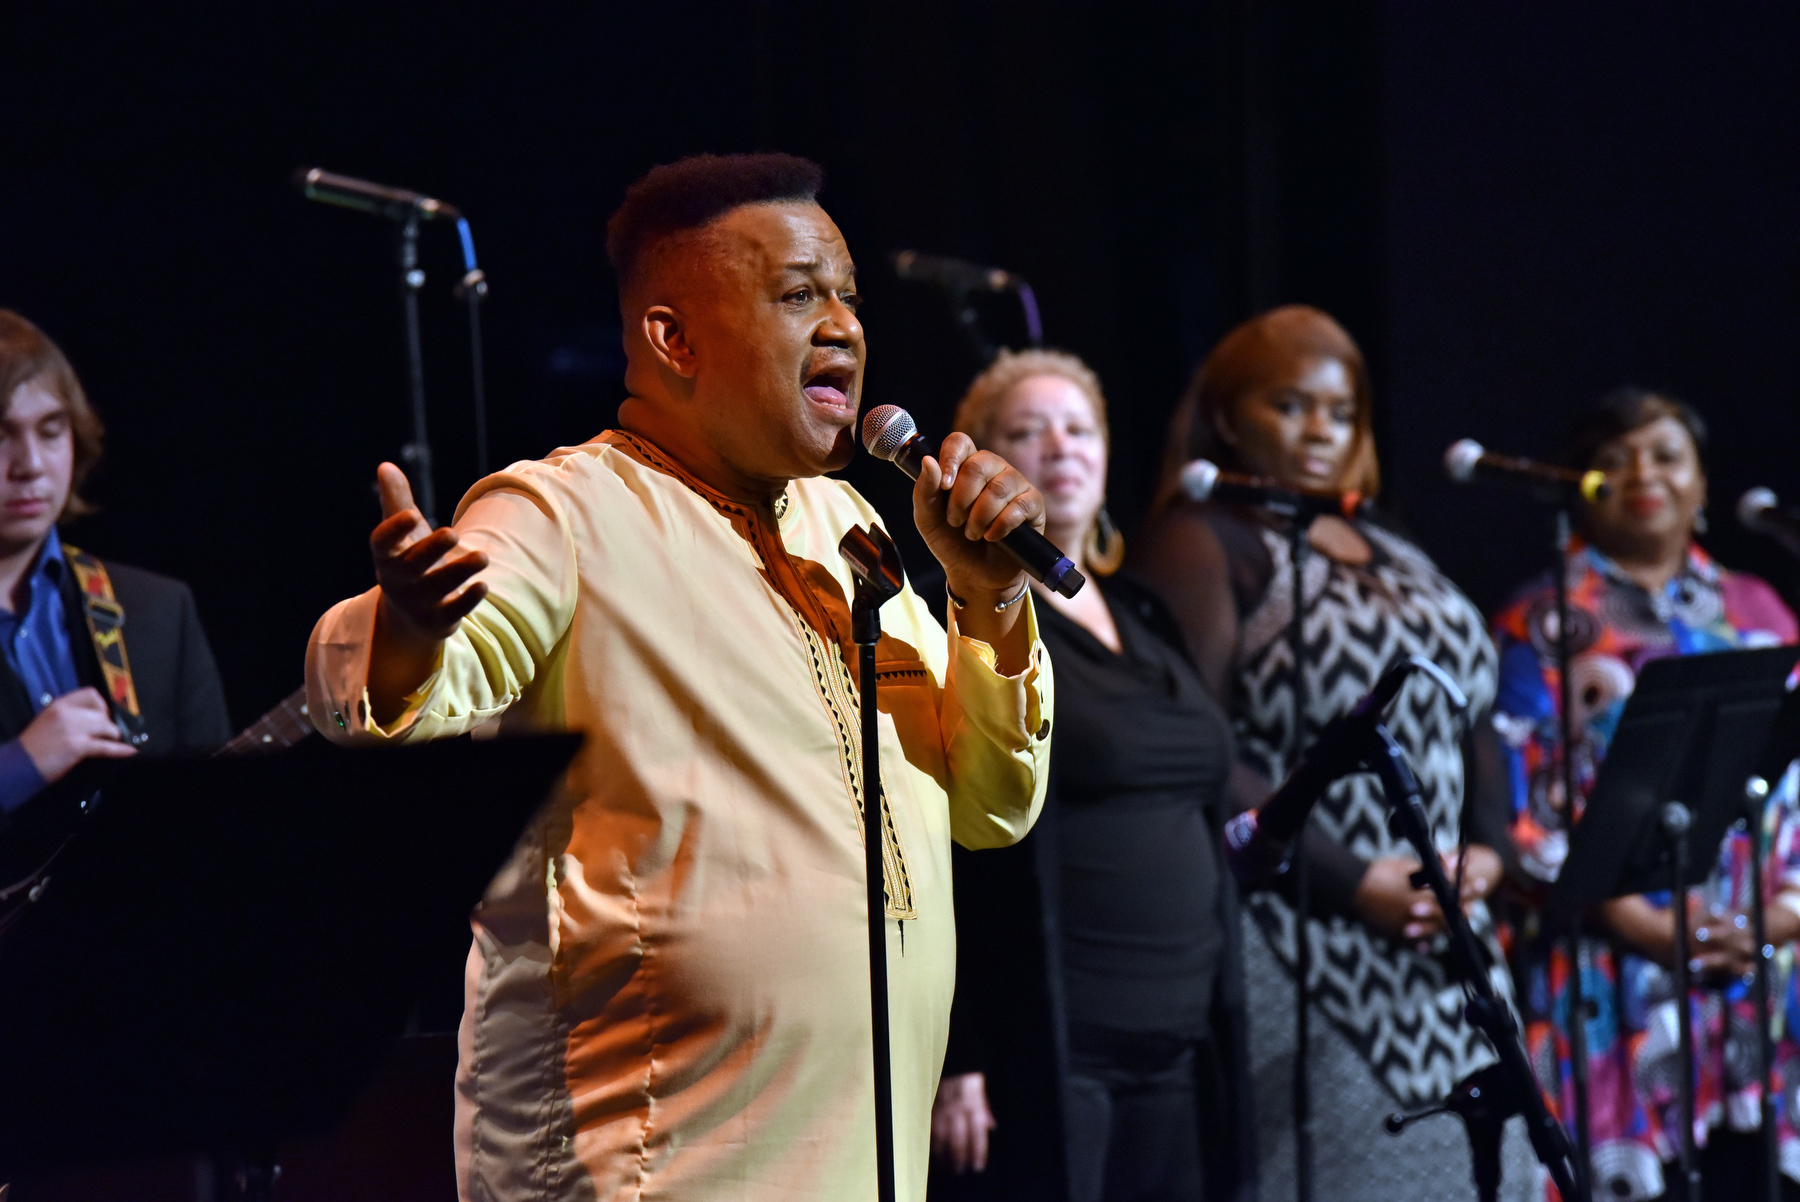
[805,383,848,408]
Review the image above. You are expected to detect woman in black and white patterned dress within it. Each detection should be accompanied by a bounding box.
[1135,306,1533,1202]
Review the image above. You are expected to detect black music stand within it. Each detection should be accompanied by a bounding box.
[0,733,580,1196]
[1553,645,1799,1202]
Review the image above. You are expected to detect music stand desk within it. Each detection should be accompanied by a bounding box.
[0,733,579,1180]
[1553,645,1797,912]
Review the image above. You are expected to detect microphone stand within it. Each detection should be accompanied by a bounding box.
[1370,725,1581,1202]
[1551,508,1594,1197]
[1287,512,1316,1202]
[452,218,490,478]
[395,213,438,526]
[839,523,906,1202]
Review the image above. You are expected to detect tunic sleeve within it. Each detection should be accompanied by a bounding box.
[941,597,1054,851]
[306,474,580,743]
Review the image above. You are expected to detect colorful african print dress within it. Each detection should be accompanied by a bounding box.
[1492,539,1800,1200]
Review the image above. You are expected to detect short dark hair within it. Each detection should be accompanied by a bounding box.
[1561,385,1708,473]
[0,311,104,519]
[605,153,825,295]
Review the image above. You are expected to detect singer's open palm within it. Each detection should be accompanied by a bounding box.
[370,462,490,639]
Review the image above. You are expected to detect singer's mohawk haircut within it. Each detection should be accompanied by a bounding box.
[606,153,825,294]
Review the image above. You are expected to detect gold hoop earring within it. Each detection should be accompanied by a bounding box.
[1086,506,1125,576]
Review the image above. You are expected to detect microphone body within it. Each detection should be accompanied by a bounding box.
[890,250,1016,292]
[1179,459,1368,520]
[1739,487,1800,559]
[861,406,1086,598]
[295,168,462,222]
[1222,659,1421,886]
[1444,439,1609,502]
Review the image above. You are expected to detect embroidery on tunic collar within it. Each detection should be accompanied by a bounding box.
[598,429,917,919]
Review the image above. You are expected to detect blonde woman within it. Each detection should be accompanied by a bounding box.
[929,350,1246,1202]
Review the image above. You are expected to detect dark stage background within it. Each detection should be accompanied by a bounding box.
[8,3,1798,730]
[4,2,1800,1195]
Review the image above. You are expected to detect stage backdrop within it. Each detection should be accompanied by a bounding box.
[2,0,1796,720]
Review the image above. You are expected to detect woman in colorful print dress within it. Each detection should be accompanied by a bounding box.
[1493,387,1800,1201]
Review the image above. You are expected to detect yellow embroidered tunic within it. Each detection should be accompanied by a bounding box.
[305,431,1053,1202]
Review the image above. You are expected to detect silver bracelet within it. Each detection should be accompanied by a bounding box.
[947,579,1031,613]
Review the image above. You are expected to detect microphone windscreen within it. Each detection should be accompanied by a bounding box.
[1740,486,1779,530]
[1444,439,1484,482]
[861,405,915,461]
[1179,458,1220,502]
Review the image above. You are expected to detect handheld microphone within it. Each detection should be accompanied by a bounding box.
[890,250,1016,292]
[1179,459,1369,520]
[1444,439,1610,502]
[861,405,1086,599]
[1739,487,1800,560]
[294,168,463,223]
[1222,657,1441,887]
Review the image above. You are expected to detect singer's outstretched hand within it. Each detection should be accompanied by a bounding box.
[914,432,1043,674]
[367,462,489,724]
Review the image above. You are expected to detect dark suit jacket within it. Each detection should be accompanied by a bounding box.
[0,557,231,757]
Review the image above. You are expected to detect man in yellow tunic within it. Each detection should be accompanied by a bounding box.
[305,154,1054,1201]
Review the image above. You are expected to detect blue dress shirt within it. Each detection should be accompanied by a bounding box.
[0,531,82,813]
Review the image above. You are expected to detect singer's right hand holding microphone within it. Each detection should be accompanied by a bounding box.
[913,432,1043,675]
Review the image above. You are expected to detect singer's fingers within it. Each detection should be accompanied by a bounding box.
[916,454,944,498]
[436,579,491,627]
[936,432,976,490]
[380,526,464,577]
[419,548,490,598]
[943,450,1011,530]
[370,510,432,562]
[975,491,1043,544]
[376,462,417,521]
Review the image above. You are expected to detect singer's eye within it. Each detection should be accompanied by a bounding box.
[839,291,863,310]
[784,287,814,306]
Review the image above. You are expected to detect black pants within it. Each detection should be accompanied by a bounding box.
[1064,1026,1207,1202]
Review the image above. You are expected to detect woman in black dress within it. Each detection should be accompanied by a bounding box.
[927,349,1249,1202]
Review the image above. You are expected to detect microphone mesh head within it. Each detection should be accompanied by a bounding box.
[862,405,916,462]
[1740,486,1779,529]
[1444,439,1484,482]
[1178,459,1220,502]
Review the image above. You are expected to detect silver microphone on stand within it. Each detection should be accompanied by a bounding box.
[1739,487,1800,560]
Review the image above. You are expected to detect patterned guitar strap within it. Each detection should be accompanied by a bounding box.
[62,546,148,748]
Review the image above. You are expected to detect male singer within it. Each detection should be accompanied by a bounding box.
[306,153,1054,1201]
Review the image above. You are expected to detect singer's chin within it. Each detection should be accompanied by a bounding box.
[825,427,857,472]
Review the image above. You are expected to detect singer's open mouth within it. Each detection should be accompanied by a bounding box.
[801,363,857,414]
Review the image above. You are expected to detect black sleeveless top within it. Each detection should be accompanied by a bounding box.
[1040,574,1236,1038]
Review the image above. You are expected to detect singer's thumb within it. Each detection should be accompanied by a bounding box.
[376,462,418,522]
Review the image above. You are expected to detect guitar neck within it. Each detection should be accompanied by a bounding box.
[220,686,315,756]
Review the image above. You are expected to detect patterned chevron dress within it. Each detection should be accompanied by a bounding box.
[1225,516,1535,1201]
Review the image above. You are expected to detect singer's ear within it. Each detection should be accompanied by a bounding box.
[643,305,699,378]
[1211,404,1240,448]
